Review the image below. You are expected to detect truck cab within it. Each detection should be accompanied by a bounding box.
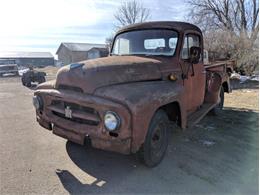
[33,22,232,167]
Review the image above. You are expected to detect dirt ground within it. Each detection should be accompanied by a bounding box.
[0,76,258,194]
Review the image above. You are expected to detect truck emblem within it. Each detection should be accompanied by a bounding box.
[65,106,72,118]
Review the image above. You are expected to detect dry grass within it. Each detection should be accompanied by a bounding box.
[35,66,59,76]
[225,89,259,111]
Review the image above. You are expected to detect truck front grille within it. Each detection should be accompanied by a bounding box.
[52,111,99,126]
[48,100,100,126]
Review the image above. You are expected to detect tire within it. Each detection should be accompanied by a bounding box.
[21,77,26,86]
[26,81,32,87]
[24,77,32,87]
[38,76,46,84]
[138,110,170,167]
[210,86,224,115]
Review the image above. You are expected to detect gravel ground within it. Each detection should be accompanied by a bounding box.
[0,76,258,195]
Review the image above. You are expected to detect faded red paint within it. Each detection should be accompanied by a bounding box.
[34,21,233,154]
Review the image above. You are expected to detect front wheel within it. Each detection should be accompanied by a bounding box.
[138,110,170,167]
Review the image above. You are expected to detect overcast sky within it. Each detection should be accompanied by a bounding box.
[0,0,189,57]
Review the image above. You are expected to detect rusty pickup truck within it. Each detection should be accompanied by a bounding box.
[33,22,233,167]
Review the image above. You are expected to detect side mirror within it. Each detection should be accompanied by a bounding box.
[189,46,201,64]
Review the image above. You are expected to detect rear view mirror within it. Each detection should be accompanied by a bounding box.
[189,46,201,64]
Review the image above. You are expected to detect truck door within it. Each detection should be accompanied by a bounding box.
[181,33,206,113]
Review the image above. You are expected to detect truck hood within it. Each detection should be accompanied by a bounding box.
[55,56,162,94]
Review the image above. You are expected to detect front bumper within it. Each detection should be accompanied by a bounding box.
[34,89,132,154]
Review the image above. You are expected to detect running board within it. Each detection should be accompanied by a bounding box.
[187,103,216,128]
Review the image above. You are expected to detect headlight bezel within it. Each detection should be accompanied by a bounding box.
[104,111,121,131]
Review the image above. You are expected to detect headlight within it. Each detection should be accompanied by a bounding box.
[104,111,120,131]
[33,95,43,110]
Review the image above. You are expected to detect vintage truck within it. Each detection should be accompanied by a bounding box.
[33,22,233,167]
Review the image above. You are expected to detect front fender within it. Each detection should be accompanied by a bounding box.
[94,80,185,153]
[36,80,55,90]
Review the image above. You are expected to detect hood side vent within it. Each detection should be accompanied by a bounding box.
[58,84,83,93]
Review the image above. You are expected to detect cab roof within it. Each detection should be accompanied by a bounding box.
[117,21,202,34]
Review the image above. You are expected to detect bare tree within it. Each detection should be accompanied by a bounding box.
[114,0,150,28]
[105,34,114,49]
[187,0,259,74]
[105,0,151,49]
[187,0,258,39]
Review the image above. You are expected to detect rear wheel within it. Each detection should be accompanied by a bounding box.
[138,110,170,167]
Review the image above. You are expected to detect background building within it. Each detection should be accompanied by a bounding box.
[0,52,54,67]
[56,42,109,65]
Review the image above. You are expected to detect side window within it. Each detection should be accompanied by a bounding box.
[181,34,201,60]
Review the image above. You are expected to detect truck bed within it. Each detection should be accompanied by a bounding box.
[204,60,235,73]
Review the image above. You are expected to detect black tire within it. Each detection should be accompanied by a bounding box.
[138,110,170,167]
[24,77,32,87]
[38,76,46,84]
[21,77,26,86]
[26,81,32,87]
[210,86,224,115]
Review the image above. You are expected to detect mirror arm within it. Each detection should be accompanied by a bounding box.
[191,63,195,77]
[180,63,187,79]
[182,73,187,79]
[182,62,191,79]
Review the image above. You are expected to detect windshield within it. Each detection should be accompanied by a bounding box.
[112,29,178,56]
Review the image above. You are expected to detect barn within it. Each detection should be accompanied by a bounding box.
[0,51,54,67]
[56,42,109,65]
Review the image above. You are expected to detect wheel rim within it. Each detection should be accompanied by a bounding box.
[150,123,165,158]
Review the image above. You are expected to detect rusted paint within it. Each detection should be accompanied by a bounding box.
[34,21,232,155]
[54,56,162,94]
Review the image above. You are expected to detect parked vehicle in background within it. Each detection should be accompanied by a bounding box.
[0,59,19,76]
[21,66,46,87]
[33,21,234,167]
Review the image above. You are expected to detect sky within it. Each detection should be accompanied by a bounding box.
[0,0,189,58]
